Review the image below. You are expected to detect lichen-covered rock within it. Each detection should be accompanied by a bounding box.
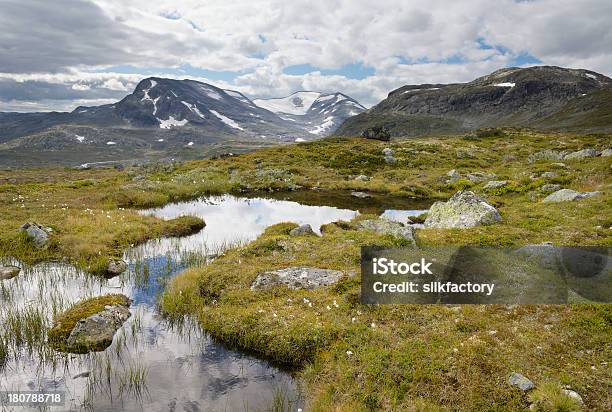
[66,304,132,353]
[508,372,535,391]
[0,266,21,280]
[384,155,397,164]
[483,180,508,191]
[466,172,496,183]
[20,222,51,248]
[540,171,559,178]
[251,267,343,290]
[542,189,600,203]
[289,224,315,236]
[356,219,417,244]
[446,169,461,183]
[424,191,502,229]
[382,148,394,156]
[106,259,128,277]
[354,175,370,181]
[564,148,598,160]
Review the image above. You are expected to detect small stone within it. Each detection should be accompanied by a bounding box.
[0,265,21,280]
[466,172,496,183]
[601,148,612,157]
[382,148,394,156]
[540,184,561,192]
[351,191,372,199]
[106,259,128,277]
[508,372,535,391]
[551,162,567,168]
[446,169,461,183]
[354,175,370,181]
[384,155,397,164]
[289,224,315,236]
[561,389,584,405]
[483,180,508,191]
[540,171,559,178]
[20,222,51,248]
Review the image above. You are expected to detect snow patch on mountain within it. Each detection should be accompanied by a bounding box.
[309,116,335,135]
[159,116,188,129]
[210,110,244,130]
[75,134,85,143]
[181,101,205,118]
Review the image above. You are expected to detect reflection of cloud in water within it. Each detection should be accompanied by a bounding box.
[381,208,429,224]
[136,195,358,257]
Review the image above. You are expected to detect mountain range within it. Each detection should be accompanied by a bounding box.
[1,66,611,168]
[335,66,612,137]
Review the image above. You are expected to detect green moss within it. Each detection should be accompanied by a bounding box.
[48,294,130,351]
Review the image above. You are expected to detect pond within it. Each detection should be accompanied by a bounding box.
[0,191,429,411]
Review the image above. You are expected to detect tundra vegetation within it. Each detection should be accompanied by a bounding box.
[1,128,610,410]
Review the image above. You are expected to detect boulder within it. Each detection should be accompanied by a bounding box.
[354,175,370,181]
[360,126,391,141]
[527,150,568,163]
[601,148,612,157]
[424,191,502,229]
[356,219,417,244]
[351,191,372,199]
[251,267,343,290]
[483,180,508,191]
[106,259,128,277]
[66,303,131,352]
[561,389,584,405]
[508,372,535,391]
[20,222,51,248]
[564,148,597,160]
[289,224,316,236]
[543,189,601,203]
[0,265,21,280]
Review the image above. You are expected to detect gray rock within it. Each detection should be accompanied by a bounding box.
[456,148,475,159]
[356,219,417,244]
[540,184,561,192]
[106,259,128,277]
[561,389,584,405]
[483,180,508,191]
[289,224,315,236]
[384,155,397,164]
[601,148,612,157]
[20,222,51,248]
[540,171,559,178]
[354,174,370,181]
[528,150,568,163]
[543,189,601,203]
[466,172,496,183]
[351,191,372,199]
[66,303,131,352]
[0,265,21,280]
[446,169,461,183]
[251,267,343,290]
[424,191,502,229]
[564,148,598,160]
[382,148,394,156]
[508,372,535,391]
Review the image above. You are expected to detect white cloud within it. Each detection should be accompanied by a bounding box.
[0,0,611,110]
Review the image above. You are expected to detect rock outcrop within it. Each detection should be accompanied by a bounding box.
[542,189,600,203]
[356,219,417,244]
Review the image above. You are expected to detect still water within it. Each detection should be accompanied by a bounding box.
[0,192,428,411]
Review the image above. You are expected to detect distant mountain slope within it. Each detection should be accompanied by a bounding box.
[334,66,612,137]
[254,91,366,136]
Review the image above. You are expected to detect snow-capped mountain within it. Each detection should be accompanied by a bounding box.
[254,91,366,136]
[0,78,365,147]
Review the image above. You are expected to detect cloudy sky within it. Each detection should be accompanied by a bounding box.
[1,0,611,112]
